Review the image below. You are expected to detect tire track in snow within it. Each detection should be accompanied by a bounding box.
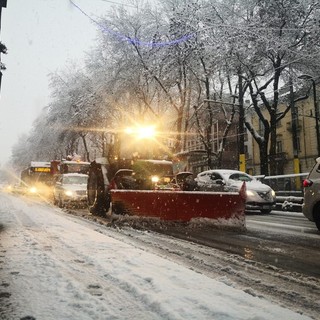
[6,205,168,320]
[69,212,320,320]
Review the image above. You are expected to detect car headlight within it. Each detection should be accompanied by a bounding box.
[29,187,37,194]
[64,190,74,197]
[246,190,255,197]
[271,189,276,197]
[151,176,159,183]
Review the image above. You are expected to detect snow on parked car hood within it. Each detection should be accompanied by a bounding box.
[230,179,272,192]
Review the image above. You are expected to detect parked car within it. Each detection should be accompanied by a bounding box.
[195,169,276,214]
[302,157,320,230]
[53,173,88,208]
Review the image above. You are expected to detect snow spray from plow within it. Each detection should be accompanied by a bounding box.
[111,183,247,229]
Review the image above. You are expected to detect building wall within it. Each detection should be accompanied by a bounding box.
[250,93,319,175]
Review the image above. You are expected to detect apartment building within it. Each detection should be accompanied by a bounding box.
[248,91,319,176]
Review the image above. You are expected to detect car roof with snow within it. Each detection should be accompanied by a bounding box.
[60,173,88,178]
[198,169,254,180]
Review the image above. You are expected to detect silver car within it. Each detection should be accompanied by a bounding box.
[302,157,320,230]
[53,173,88,208]
[195,169,276,214]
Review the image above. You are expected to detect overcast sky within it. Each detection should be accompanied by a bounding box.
[0,0,135,166]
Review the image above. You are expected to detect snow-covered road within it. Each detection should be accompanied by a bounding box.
[0,192,318,320]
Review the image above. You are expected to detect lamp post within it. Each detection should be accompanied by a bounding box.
[298,74,320,156]
[0,0,7,93]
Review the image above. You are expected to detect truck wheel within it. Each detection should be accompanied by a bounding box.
[88,162,110,216]
[112,201,125,215]
[58,197,64,208]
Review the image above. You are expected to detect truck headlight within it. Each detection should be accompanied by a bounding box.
[151,176,159,183]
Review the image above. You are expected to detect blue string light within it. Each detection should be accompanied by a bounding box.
[69,0,194,47]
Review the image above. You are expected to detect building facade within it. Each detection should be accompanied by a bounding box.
[247,88,319,176]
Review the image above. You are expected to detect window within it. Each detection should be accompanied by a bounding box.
[276,140,283,153]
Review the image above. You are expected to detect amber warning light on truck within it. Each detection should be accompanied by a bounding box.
[34,167,51,173]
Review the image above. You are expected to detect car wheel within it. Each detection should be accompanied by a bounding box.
[313,203,320,231]
[260,209,272,214]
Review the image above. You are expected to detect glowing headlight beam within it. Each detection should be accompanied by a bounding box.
[151,176,159,183]
[29,187,37,194]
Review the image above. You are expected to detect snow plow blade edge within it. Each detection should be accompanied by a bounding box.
[111,188,246,222]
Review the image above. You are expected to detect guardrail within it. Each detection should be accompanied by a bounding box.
[255,173,307,212]
[275,192,303,212]
[255,172,308,192]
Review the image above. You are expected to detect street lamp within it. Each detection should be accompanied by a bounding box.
[298,74,320,156]
[0,0,7,94]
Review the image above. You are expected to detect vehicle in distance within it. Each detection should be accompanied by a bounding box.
[53,173,88,208]
[302,157,320,230]
[20,161,53,197]
[195,169,276,214]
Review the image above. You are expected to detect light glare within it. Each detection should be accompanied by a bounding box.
[137,126,155,139]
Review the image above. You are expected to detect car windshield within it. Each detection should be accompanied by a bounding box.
[63,176,88,185]
[133,161,173,178]
[228,173,252,182]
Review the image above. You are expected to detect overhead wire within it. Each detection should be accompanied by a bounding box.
[69,0,194,47]
[69,0,318,99]
[99,0,136,8]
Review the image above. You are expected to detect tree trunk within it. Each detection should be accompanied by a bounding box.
[81,134,90,162]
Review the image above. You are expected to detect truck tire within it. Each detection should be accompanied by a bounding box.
[58,196,64,208]
[87,161,110,216]
[112,201,125,215]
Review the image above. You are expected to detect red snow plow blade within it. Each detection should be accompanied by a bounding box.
[111,183,246,222]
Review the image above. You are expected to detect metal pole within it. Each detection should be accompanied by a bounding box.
[290,77,301,190]
[312,79,320,156]
[238,73,246,172]
[0,0,7,95]
[298,75,320,157]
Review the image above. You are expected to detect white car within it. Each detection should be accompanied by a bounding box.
[195,169,276,214]
[53,173,88,208]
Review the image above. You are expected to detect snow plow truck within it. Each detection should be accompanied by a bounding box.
[87,157,247,225]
